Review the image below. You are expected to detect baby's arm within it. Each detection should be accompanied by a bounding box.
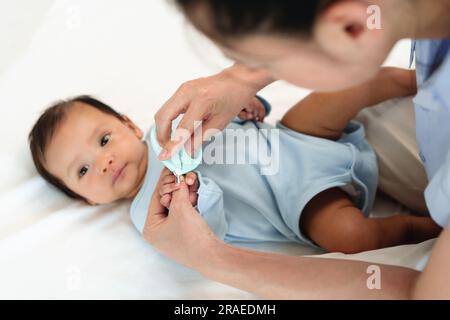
[281,67,417,140]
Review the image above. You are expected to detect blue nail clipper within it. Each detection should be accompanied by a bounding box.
[150,120,202,184]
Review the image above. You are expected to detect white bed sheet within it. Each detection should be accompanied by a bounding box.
[0,0,433,299]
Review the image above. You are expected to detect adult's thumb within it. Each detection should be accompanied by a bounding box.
[143,189,168,241]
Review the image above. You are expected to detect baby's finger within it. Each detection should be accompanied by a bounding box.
[241,108,255,120]
[251,98,266,120]
[255,103,266,120]
[160,194,172,208]
[189,191,198,207]
[159,183,181,196]
[254,110,261,121]
[185,172,198,186]
[188,177,200,193]
[238,110,251,120]
[259,113,266,122]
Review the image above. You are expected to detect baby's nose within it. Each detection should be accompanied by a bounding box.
[102,159,113,173]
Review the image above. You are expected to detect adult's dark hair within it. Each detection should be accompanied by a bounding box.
[174,0,335,42]
[28,95,123,201]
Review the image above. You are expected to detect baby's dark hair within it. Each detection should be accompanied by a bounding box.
[174,0,335,42]
[28,95,123,201]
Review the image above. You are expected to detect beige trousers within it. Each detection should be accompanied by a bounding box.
[355,97,429,215]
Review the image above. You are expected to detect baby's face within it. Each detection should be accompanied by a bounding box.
[44,102,148,204]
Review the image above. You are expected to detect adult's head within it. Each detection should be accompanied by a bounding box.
[175,0,420,91]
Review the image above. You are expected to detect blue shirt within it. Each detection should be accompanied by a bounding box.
[130,104,378,247]
[412,38,450,227]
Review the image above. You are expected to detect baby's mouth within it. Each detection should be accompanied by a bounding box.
[112,163,127,186]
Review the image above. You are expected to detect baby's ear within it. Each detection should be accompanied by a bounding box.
[121,115,143,139]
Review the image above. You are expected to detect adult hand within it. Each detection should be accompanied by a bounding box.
[156,63,274,160]
[143,174,220,270]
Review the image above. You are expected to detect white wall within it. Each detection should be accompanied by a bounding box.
[0,0,55,76]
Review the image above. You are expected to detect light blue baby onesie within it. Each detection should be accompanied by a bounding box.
[130,100,378,247]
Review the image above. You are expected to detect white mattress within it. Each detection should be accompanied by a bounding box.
[0,0,433,299]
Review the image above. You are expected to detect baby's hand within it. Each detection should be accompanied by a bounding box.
[158,168,199,209]
[238,97,266,122]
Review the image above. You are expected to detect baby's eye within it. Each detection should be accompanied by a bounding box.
[100,134,110,146]
[79,165,89,178]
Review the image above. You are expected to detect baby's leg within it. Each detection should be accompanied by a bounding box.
[300,188,441,254]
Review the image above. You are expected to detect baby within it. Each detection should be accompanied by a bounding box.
[29,67,441,254]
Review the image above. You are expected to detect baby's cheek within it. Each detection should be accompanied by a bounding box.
[126,139,147,163]
[90,178,122,204]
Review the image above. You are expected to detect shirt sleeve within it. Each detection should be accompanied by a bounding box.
[425,149,450,228]
[194,170,228,240]
[232,95,272,124]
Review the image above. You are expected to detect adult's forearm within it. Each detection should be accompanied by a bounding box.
[147,154,421,299]
[199,242,420,299]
